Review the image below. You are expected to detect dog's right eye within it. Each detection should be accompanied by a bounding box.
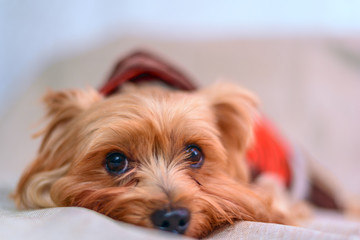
[185,144,204,168]
[105,152,129,175]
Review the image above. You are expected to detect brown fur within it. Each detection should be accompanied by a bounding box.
[14,83,292,238]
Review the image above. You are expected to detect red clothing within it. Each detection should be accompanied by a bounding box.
[246,117,292,186]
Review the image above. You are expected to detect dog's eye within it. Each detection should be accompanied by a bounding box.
[105,152,129,175]
[185,144,204,168]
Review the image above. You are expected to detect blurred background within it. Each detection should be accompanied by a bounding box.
[0,0,360,195]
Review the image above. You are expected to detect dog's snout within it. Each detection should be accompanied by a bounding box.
[151,208,190,234]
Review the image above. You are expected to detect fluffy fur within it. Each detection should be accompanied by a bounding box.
[14,83,294,238]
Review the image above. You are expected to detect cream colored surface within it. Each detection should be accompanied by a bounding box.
[1,36,360,239]
[1,186,359,239]
[208,216,360,240]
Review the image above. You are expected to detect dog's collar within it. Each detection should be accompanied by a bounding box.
[99,51,197,97]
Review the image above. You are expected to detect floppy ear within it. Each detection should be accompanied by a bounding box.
[13,88,102,209]
[204,83,259,181]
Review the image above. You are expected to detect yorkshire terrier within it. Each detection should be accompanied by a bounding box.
[13,51,355,238]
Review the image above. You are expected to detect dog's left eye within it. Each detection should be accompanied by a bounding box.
[185,144,204,168]
[105,152,129,175]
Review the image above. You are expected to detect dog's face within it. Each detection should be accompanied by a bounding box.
[14,83,282,238]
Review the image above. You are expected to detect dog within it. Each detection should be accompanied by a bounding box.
[13,51,353,238]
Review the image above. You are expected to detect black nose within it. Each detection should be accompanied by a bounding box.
[150,208,190,234]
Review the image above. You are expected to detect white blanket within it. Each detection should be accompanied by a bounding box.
[1,187,359,239]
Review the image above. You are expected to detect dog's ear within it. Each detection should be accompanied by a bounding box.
[39,88,102,151]
[13,88,102,209]
[203,83,259,180]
